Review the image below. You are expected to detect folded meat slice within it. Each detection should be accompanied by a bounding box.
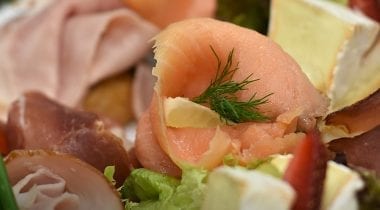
[0,0,158,120]
[328,125,380,176]
[153,18,328,126]
[6,92,131,186]
[5,150,123,210]
[59,8,158,105]
[147,94,305,169]
[137,18,328,170]
[325,89,380,135]
[135,109,181,177]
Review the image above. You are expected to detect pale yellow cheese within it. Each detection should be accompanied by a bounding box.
[201,166,295,210]
[269,0,380,113]
[164,97,224,128]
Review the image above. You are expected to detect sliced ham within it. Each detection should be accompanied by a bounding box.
[6,92,131,185]
[5,150,123,210]
[0,0,158,120]
[59,8,158,105]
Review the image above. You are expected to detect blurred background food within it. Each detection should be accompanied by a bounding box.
[216,0,270,34]
[0,0,379,209]
[83,71,134,124]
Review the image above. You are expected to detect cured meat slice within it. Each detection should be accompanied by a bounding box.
[6,92,131,185]
[5,150,123,210]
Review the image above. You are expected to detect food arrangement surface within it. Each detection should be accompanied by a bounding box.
[0,0,379,210]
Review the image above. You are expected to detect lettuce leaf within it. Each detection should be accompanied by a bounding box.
[104,165,116,186]
[122,168,208,210]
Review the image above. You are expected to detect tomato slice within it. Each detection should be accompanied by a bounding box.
[283,130,328,210]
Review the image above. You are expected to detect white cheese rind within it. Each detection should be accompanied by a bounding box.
[269,0,380,113]
[201,166,295,210]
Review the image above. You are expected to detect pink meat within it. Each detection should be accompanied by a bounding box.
[0,0,158,120]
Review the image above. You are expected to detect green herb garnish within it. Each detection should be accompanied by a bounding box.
[193,46,271,123]
[0,155,19,210]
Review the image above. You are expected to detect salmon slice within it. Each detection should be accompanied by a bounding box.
[149,93,233,169]
[123,0,216,28]
[147,92,305,169]
[137,18,328,170]
[135,109,181,177]
[153,18,328,125]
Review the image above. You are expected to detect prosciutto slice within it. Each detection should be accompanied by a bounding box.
[0,0,158,120]
[6,92,131,185]
[329,125,380,176]
[13,168,80,210]
[325,89,380,135]
[5,150,123,210]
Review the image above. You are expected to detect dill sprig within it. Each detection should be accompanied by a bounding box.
[192,46,272,123]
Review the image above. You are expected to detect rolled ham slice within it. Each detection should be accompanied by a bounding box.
[0,0,158,120]
[5,150,123,210]
[6,92,131,185]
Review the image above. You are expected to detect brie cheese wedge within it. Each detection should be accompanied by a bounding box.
[269,0,380,113]
[201,166,295,210]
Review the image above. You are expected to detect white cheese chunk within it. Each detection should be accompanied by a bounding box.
[201,166,295,210]
[269,0,380,113]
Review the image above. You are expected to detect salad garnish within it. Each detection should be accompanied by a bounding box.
[0,155,19,210]
[192,46,272,123]
[104,165,117,186]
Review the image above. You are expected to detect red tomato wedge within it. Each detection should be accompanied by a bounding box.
[283,130,328,210]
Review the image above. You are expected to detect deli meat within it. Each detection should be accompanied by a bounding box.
[5,150,123,210]
[0,0,158,120]
[6,92,131,185]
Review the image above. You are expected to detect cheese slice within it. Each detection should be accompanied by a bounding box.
[201,166,295,210]
[164,97,224,128]
[271,155,364,210]
[269,0,380,113]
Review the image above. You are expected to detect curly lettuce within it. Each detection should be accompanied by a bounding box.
[121,168,208,210]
